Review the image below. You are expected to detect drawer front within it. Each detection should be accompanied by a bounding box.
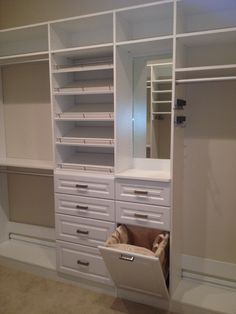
[116,201,170,231]
[54,173,114,199]
[56,214,115,247]
[55,194,115,222]
[116,179,170,206]
[57,241,112,285]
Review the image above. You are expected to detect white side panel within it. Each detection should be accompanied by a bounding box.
[115,47,133,173]
[99,246,169,299]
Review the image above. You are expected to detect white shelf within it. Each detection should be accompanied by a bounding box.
[176,27,236,46]
[152,90,172,93]
[152,101,172,104]
[0,51,48,65]
[51,43,113,57]
[52,62,113,74]
[0,24,48,58]
[56,126,114,147]
[0,158,53,170]
[53,80,114,95]
[152,79,172,83]
[175,64,236,80]
[0,239,56,271]
[176,76,236,84]
[55,104,114,121]
[58,151,114,173]
[115,168,171,182]
[50,13,113,51]
[152,112,171,115]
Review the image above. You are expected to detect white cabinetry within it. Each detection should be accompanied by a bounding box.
[1,1,236,313]
[54,171,115,285]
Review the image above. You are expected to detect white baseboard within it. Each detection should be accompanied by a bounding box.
[182,254,236,289]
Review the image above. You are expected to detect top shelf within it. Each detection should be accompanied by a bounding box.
[176,0,236,34]
[50,13,113,51]
[0,24,48,59]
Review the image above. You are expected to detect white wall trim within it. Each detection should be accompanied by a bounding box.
[182,254,236,287]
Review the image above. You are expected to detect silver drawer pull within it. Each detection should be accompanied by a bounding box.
[76,229,89,235]
[134,213,148,219]
[134,190,148,195]
[75,184,88,189]
[77,260,89,266]
[76,205,89,210]
[119,254,134,262]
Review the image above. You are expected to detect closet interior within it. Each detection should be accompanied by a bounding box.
[0,1,236,313]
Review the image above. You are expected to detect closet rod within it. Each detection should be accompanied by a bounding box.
[0,169,53,177]
[176,76,236,84]
[0,57,49,67]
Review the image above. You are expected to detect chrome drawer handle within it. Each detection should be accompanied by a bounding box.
[119,254,134,262]
[77,260,89,266]
[76,205,89,210]
[76,229,89,235]
[134,213,148,219]
[134,190,148,195]
[75,184,88,189]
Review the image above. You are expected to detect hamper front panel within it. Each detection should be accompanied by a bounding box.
[57,241,112,285]
[56,214,115,247]
[55,193,115,221]
[99,246,169,298]
[116,179,170,206]
[116,201,170,230]
[54,173,114,199]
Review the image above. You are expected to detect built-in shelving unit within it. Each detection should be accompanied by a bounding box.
[0,1,236,313]
[50,14,115,174]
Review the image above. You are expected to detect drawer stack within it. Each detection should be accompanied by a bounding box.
[116,179,171,230]
[55,171,115,285]
[99,178,171,299]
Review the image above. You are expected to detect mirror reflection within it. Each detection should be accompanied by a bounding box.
[133,57,172,159]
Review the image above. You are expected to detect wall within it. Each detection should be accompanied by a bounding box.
[0,0,157,28]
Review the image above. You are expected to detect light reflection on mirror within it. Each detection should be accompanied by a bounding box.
[133,57,172,159]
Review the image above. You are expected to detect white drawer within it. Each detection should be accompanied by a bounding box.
[54,173,114,199]
[57,241,112,285]
[56,214,115,247]
[116,201,170,231]
[55,193,115,222]
[116,179,170,206]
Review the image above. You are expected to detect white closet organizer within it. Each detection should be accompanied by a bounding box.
[0,23,55,271]
[1,1,236,313]
[148,62,172,159]
[51,43,115,173]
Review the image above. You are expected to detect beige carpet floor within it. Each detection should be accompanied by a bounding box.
[0,264,175,314]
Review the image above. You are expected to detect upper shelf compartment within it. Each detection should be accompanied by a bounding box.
[50,13,113,52]
[0,24,48,61]
[176,0,236,34]
[116,0,173,43]
[175,28,236,79]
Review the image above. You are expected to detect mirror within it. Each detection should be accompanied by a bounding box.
[133,57,172,159]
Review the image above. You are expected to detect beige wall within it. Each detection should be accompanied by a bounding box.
[0,0,157,29]
[182,81,236,264]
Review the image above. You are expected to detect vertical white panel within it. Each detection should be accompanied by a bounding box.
[115,46,133,173]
